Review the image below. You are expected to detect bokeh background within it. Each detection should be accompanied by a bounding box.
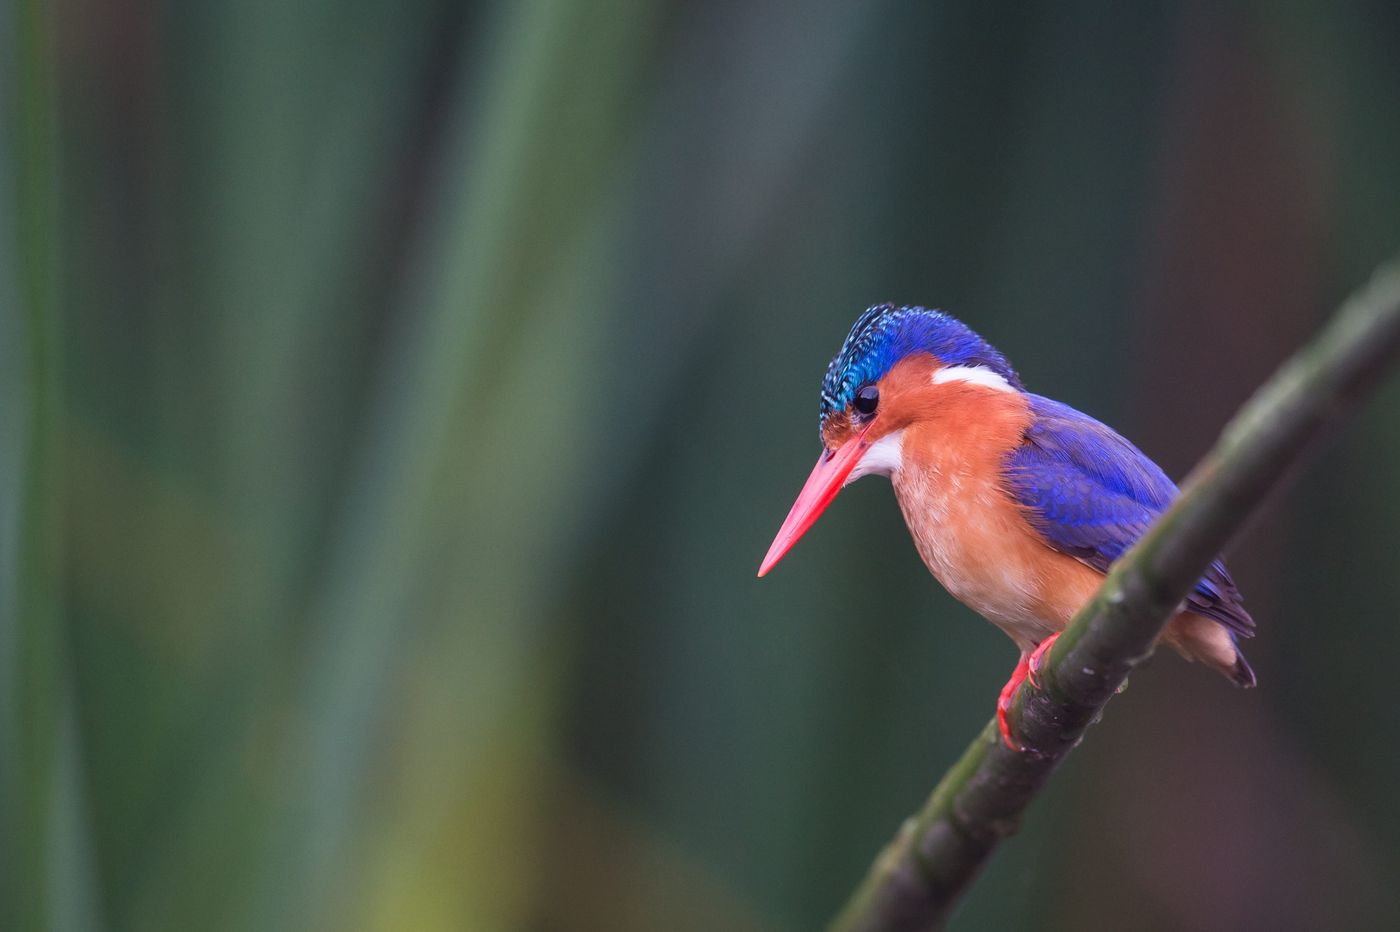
[4,1,1400,930]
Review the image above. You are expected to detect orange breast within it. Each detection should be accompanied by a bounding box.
[890,385,1105,650]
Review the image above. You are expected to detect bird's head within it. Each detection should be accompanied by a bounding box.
[758,304,1023,576]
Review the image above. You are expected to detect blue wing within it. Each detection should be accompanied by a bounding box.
[1004,395,1254,638]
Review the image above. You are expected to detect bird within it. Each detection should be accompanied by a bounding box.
[757,304,1255,749]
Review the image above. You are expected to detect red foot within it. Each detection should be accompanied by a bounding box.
[997,653,1031,750]
[997,634,1061,751]
[1027,632,1060,690]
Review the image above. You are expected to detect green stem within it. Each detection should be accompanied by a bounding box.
[830,256,1400,932]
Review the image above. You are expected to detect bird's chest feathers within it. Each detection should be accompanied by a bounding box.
[890,403,1054,641]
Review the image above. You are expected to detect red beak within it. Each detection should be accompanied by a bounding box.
[757,425,873,577]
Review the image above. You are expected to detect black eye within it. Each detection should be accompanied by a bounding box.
[853,384,879,416]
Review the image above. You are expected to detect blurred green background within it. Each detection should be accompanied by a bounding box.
[4,1,1400,930]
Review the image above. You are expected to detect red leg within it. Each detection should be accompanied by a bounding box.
[997,652,1031,750]
[1027,632,1061,690]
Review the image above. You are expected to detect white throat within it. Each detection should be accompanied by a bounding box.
[846,429,904,484]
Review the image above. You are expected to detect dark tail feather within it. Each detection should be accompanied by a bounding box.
[1230,648,1257,688]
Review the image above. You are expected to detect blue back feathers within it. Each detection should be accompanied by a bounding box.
[1006,395,1255,639]
[1006,395,1178,557]
[819,304,1023,435]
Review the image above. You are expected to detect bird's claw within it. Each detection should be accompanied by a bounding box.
[998,634,1061,751]
[1026,632,1060,690]
[996,653,1031,751]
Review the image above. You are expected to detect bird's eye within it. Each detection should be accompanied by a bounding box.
[853,384,879,417]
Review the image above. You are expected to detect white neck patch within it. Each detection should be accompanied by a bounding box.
[931,365,1016,393]
[845,429,904,484]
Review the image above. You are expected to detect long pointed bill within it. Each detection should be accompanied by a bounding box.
[757,426,873,577]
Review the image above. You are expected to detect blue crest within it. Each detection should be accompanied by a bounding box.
[819,304,1022,433]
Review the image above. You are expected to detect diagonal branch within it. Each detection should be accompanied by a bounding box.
[829,256,1400,932]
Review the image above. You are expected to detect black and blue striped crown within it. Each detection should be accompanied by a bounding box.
[819,304,1022,435]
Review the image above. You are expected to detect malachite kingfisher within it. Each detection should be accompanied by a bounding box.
[759,304,1255,749]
